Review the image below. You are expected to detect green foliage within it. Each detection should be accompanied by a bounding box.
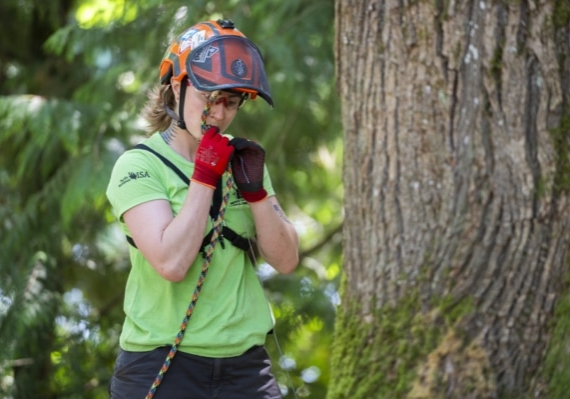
[0,0,341,397]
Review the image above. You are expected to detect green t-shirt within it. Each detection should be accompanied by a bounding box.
[106,133,275,357]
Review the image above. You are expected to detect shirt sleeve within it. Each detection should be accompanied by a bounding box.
[106,150,169,222]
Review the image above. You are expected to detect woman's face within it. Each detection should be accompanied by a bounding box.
[173,79,241,140]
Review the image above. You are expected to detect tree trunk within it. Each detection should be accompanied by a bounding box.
[330,0,570,398]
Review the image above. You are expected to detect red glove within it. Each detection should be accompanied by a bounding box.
[191,127,234,189]
[229,138,267,202]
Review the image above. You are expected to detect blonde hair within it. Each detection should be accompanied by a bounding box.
[139,84,176,134]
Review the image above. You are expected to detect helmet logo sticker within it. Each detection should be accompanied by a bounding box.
[231,59,248,78]
[179,30,207,54]
[192,44,219,63]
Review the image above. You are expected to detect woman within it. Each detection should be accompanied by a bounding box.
[106,19,299,399]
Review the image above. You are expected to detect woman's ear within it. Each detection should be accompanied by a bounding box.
[170,79,182,102]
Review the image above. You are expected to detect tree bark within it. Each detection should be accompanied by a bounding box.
[330,0,570,398]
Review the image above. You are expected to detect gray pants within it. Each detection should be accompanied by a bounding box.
[109,345,282,399]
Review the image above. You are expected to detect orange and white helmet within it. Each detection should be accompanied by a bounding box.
[159,19,273,107]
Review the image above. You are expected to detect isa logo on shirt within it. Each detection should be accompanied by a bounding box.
[119,170,150,187]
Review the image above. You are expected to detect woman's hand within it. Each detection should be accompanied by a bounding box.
[191,126,234,189]
[230,138,267,202]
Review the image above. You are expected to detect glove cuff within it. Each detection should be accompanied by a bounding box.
[241,189,268,203]
[191,165,220,189]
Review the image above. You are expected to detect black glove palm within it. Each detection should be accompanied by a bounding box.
[230,138,267,202]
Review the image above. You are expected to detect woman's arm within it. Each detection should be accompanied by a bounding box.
[123,182,214,282]
[249,196,299,274]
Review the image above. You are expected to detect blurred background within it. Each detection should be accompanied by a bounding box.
[0,0,343,398]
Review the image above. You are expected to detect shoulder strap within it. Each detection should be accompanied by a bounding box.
[133,143,189,185]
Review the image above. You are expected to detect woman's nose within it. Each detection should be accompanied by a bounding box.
[208,99,227,120]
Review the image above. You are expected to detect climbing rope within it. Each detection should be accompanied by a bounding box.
[144,170,233,399]
[145,93,231,399]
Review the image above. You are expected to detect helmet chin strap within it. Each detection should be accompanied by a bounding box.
[177,79,189,130]
[163,77,193,133]
[163,89,186,128]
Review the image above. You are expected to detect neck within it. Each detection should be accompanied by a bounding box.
[160,125,200,162]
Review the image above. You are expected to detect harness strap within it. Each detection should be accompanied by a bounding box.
[127,225,251,256]
[200,225,252,254]
[125,143,251,255]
